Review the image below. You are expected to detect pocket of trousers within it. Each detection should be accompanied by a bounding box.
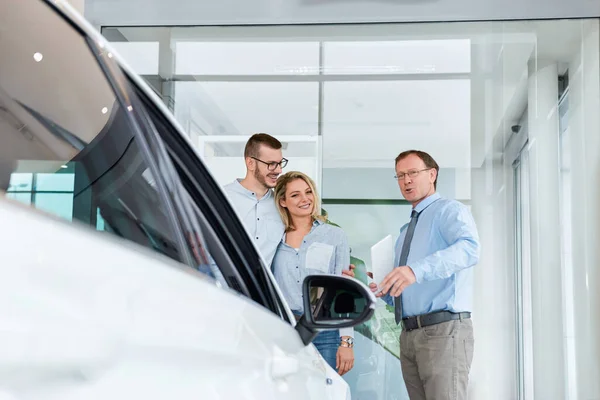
[421,320,458,338]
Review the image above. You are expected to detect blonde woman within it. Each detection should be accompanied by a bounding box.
[272,171,355,376]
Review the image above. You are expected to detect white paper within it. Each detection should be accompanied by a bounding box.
[306,242,334,273]
[370,235,394,282]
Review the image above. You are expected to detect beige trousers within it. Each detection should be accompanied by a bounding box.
[399,319,474,400]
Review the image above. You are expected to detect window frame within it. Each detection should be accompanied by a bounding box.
[83,38,197,267]
[50,0,293,319]
[47,0,283,309]
[36,0,198,268]
[128,78,291,321]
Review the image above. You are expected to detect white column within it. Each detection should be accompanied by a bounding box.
[567,19,600,399]
[469,46,519,398]
[526,59,565,399]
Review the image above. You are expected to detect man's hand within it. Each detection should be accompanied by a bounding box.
[376,266,416,297]
[342,264,356,278]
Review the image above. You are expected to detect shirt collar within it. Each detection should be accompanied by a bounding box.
[413,192,440,214]
[281,218,324,244]
[230,178,273,200]
[309,219,326,234]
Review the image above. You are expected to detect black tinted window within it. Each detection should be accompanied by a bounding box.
[0,1,183,262]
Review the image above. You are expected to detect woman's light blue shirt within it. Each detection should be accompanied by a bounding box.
[273,220,349,312]
[272,219,353,336]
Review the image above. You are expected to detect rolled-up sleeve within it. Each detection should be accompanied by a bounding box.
[409,203,480,283]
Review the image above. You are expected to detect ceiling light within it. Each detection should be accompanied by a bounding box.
[101,107,108,114]
[60,165,68,169]
[127,105,133,111]
[33,52,43,62]
[108,52,113,58]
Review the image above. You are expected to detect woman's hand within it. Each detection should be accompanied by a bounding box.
[336,340,354,375]
[341,264,355,278]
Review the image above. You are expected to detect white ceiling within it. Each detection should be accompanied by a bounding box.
[85,0,600,27]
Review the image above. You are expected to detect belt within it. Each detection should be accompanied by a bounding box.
[402,310,471,331]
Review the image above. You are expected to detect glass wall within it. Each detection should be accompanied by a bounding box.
[6,167,76,220]
[103,20,600,399]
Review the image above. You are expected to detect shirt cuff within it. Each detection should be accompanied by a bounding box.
[339,327,354,338]
[408,263,425,283]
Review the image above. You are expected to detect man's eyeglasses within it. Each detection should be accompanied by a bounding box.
[251,157,289,171]
[394,168,432,180]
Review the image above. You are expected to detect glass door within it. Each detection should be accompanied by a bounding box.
[514,146,533,400]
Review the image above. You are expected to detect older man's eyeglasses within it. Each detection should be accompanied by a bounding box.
[251,157,289,171]
[394,168,432,180]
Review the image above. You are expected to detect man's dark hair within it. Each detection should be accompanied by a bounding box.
[244,133,282,159]
[395,150,440,189]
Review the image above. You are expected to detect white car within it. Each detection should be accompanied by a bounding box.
[0,1,376,399]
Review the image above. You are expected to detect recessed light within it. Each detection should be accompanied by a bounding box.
[33,52,43,62]
[101,107,108,114]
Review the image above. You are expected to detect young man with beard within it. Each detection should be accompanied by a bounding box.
[223,133,288,267]
[370,150,480,400]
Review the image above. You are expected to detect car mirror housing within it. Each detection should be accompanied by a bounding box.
[294,275,376,346]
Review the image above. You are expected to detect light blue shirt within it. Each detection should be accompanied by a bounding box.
[223,179,285,267]
[273,219,349,311]
[273,219,353,336]
[384,192,480,318]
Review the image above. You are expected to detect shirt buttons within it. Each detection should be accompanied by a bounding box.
[256,237,259,239]
[257,218,260,220]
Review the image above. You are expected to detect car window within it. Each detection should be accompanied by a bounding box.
[0,1,187,264]
[130,82,291,319]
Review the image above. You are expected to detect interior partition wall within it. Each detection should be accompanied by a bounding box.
[99,20,600,400]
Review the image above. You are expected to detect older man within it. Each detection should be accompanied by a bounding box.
[371,150,480,400]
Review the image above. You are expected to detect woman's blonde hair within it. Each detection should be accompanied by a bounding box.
[274,171,325,231]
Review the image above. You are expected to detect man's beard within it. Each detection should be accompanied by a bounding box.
[254,168,276,189]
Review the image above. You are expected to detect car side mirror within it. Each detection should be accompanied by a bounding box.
[294,275,376,346]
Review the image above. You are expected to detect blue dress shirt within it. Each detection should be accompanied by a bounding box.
[223,179,285,267]
[384,193,480,318]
